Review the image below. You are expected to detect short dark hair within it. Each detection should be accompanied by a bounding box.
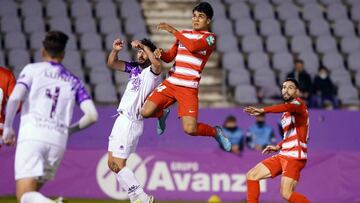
[294,59,304,64]
[284,78,300,89]
[141,38,157,52]
[42,31,68,58]
[193,2,214,19]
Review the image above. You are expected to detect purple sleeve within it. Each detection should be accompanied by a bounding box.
[17,65,32,89]
[124,61,138,73]
[75,81,91,105]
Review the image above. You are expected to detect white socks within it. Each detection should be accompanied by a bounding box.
[20,191,53,203]
[116,167,148,203]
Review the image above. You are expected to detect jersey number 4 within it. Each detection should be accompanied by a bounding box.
[46,87,60,118]
[156,85,167,92]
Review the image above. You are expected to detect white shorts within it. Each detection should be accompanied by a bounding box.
[108,115,144,159]
[15,140,65,182]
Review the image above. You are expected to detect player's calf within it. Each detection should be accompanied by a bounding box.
[107,157,126,173]
[16,178,38,201]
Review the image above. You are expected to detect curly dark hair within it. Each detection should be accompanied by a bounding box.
[140,38,157,52]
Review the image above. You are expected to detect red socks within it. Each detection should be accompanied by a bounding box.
[246,180,309,203]
[247,180,260,203]
[195,123,216,137]
[288,192,310,203]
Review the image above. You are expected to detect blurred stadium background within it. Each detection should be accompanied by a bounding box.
[1,0,360,202]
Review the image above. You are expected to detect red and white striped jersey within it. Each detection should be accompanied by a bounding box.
[161,29,216,89]
[0,67,16,133]
[264,98,309,160]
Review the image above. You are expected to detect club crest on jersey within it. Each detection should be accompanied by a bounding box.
[291,100,301,105]
[206,35,215,46]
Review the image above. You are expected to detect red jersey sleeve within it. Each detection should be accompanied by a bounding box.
[161,40,178,63]
[6,71,16,98]
[264,99,303,114]
[173,31,216,52]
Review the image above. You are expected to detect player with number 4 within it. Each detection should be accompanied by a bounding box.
[140,2,231,151]
[2,31,98,203]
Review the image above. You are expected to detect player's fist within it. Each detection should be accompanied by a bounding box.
[262,145,280,154]
[154,48,163,59]
[112,39,124,51]
[2,127,16,146]
[157,22,176,34]
[131,40,144,49]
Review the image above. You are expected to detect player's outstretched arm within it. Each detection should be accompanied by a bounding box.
[161,41,178,63]
[107,39,127,71]
[263,103,299,114]
[157,22,214,52]
[244,106,265,116]
[3,84,27,146]
[68,100,98,135]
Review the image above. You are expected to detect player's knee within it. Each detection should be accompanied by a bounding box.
[140,107,152,118]
[183,125,197,136]
[107,160,124,173]
[246,168,259,180]
[280,187,292,200]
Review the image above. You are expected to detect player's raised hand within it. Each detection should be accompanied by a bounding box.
[262,145,280,154]
[2,127,16,146]
[131,40,144,49]
[112,39,124,51]
[154,48,163,59]
[157,22,177,34]
[244,106,264,116]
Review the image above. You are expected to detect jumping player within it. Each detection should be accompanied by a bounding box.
[141,2,231,151]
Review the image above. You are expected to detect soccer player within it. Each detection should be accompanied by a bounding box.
[0,66,16,147]
[244,78,310,203]
[140,2,231,151]
[2,31,98,203]
[107,38,162,203]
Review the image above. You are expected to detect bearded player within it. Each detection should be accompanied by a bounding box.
[244,78,310,203]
